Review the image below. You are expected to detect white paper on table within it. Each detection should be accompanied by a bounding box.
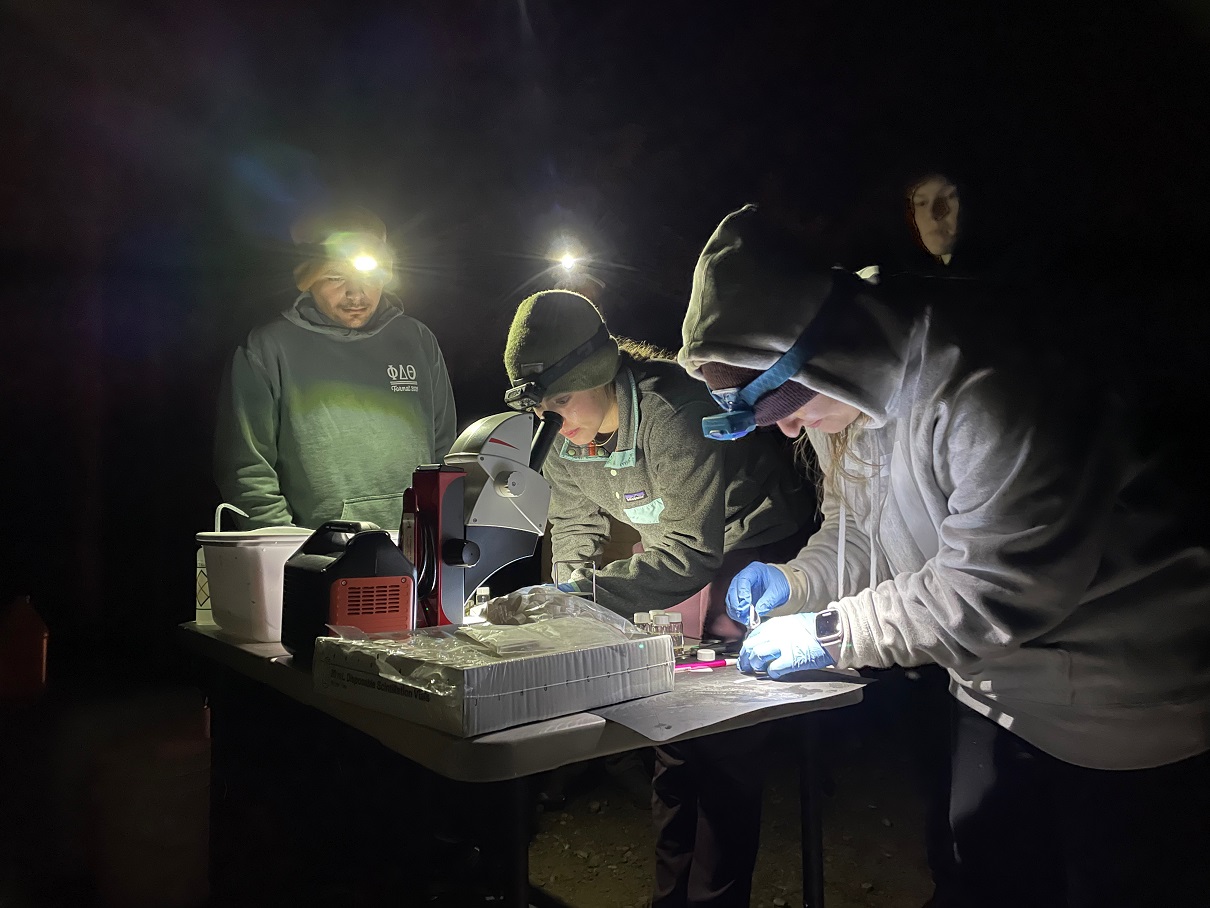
[589,667,864,741]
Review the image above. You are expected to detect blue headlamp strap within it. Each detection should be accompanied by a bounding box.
[737,329,816,408]
[702,270,855,440]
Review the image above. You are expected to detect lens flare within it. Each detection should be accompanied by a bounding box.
[352,254,378,272]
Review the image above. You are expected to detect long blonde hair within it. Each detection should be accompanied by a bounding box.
[792,418,872,506]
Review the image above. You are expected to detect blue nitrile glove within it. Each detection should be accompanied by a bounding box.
[726,562,791,626]
[738,613,832,679]
[555,582,576,593]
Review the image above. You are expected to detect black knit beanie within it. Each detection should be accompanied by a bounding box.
[504,291,620,396]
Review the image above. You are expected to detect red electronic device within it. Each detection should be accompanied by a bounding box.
[281,523,417,663]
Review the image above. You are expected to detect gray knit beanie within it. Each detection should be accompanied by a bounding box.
[504,291,620,397]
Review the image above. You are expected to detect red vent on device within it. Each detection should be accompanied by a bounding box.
[332,577,414,633]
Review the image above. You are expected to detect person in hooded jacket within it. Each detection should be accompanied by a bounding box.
[215,206,456,530]
[902,171,962,272]
[861,168,1043,295]
[678,204,1210,908]
[503,289,817,908]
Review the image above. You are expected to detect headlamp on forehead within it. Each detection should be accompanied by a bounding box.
[504,379,546,413]
[702,270,858,441]
[320,232,393,281]
[505,324,612,412]
[702,332,816,440]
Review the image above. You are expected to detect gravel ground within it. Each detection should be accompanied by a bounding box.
[527,713,935,908]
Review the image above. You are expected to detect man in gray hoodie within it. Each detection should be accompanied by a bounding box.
[679,204,1210,908]
[215,206,456,529]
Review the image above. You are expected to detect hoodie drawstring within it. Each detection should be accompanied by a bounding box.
[837,492,848,598]
[869,435,883,592]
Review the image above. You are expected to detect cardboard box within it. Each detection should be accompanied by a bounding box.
[313,617,673,737]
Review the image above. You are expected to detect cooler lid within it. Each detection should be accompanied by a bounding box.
[196,527,314,547]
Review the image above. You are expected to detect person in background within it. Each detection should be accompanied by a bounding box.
[867,168,1038,293]
[906,171,960,268]
[680,203,1210,908]
[502,289,817,908]
[857,170,964,286]
[214,205,456,530]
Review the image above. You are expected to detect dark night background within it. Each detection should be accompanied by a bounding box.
[3,0,1210,682]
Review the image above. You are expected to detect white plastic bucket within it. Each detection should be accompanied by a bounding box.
[195,528,312,643]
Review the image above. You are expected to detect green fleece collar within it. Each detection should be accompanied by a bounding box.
[283,292,405,340]
[556,367,638,467]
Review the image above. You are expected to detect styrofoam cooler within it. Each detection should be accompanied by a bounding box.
[195,528,313,642]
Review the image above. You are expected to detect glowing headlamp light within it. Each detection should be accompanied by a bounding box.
[315,231,392,280]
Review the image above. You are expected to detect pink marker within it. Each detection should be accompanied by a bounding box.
[674,658,739,673]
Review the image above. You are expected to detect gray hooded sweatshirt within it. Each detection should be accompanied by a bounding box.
[215,293,456,530]
[545,356,815,618]
[680,205,1210,770]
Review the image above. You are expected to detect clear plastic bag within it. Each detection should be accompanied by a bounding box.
[476,585,642,636]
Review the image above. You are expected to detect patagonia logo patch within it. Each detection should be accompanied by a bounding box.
[624,490,647,502]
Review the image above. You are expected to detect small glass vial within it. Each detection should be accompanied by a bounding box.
[652,613,673,642]
[475,586,492,607]
[665,612,685,649]
[633,611,652,634]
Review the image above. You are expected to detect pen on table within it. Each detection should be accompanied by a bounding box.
[674,658,739,673]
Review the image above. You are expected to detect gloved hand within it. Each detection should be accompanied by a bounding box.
[555,582,577,593]
[726,562,791,626]
[738,613,832,679]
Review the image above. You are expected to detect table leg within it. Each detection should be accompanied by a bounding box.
[499,777,532,908]
[495,776,576,908]
[798,715,825,908]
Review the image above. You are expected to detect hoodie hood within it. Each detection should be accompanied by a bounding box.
[678,204,919,429]
[283,291,405,340]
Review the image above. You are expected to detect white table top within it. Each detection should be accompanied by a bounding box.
[178,622,863,783]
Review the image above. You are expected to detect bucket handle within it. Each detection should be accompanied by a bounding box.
[214,503,250,532]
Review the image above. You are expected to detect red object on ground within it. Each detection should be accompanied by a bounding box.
[0,595,48,702]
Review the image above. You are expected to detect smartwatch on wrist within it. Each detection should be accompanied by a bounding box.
[814,608,843,665]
